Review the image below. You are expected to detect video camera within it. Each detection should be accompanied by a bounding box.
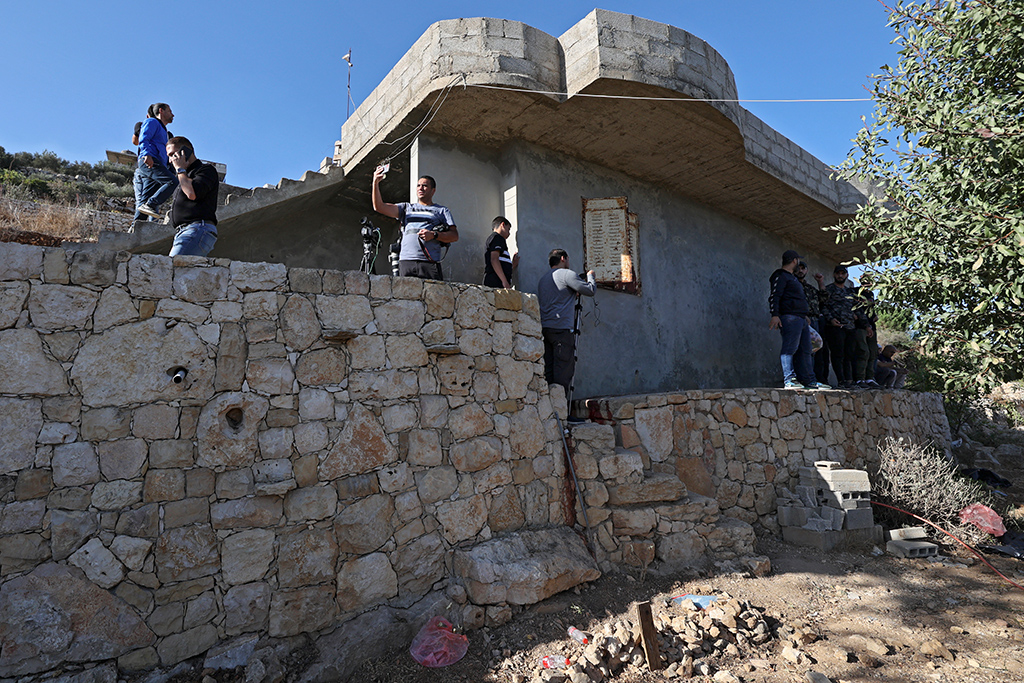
[358,217,382,275]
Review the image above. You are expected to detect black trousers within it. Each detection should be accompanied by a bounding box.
[823,325,856,385]
[398,260,442,280]
[542,327,576,400]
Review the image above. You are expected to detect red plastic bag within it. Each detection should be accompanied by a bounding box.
[410,616,469,668]
[959,503,1006,537]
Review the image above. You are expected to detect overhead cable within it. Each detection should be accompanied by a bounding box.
[468,82,870,103]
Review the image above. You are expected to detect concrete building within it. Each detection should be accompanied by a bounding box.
[101,10,869,398]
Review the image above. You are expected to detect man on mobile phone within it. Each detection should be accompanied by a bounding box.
[166,136,218,257]
[371,166,458,280]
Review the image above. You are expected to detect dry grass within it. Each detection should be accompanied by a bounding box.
[0,197,99,242]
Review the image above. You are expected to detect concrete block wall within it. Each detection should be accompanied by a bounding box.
[337,9,855,217]
[580,388,952,536]
[338,16,564,173]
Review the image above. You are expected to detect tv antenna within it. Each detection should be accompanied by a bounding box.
[343,49,353,119]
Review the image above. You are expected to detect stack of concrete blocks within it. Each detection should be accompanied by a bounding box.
[778,461,883,550]
[886,527,939,558]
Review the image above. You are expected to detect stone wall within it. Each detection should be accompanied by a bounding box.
[578,389,952,537]
[0,240,568,677]
[0,239,952,679]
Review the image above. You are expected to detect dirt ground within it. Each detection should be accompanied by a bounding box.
[350,534,1024,683]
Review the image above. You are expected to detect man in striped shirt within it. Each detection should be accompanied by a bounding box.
[372,167,458,280]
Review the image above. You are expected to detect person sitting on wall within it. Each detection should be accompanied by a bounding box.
[875,345,909,388]
[538,249,595,413]
[768,249,826,389]
[166,136,218,257]
[371,166,458,280]
[482,216,519,288]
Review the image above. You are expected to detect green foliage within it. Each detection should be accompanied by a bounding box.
[837,1,1024,390]
[875,302,913,334]
[0,169,26,185]
[0,146,133,202]
[906,347,981,433]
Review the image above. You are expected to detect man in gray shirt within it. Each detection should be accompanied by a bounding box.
[537,249,596,408]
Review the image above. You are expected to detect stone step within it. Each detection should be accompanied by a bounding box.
[607,472,686,506]
[452,527,600,606]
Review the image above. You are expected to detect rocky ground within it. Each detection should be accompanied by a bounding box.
[335,534,1023,683]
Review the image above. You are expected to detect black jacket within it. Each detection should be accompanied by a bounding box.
[768,268,808,317]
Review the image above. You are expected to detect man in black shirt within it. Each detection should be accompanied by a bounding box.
[768,249,822,389]
[482,216,518,288]
[166,136,218,257]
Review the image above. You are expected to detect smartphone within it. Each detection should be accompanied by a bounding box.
[377,162,390,175]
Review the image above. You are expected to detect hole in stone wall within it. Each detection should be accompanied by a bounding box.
[224,407,245,431]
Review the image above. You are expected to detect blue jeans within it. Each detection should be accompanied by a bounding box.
[133,167,147,222]
[170,221,218,257]
[137,157,178,210]
[779,314,814,386]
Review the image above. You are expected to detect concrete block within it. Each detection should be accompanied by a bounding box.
[799,466,871,491]
[887,540,939,558]
[776,505,811,528]
[887,526,927,541]
[794,485,817,508]
[783,525,883,551]
[782,526,843,551]
[819,489,871,510]
[803,517,832,532]
[844,507,874,530]
[818,505,845,531]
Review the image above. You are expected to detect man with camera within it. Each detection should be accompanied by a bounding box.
[538,249,596,411]
[166,136,218,257]
[372,167,458,280]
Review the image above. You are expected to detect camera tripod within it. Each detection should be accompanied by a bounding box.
[359,217,381,275]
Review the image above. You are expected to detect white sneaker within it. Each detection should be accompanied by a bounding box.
[138,204,161,219]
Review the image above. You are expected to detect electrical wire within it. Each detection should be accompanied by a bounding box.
[871,500,1024,591]
[467,82,871,103]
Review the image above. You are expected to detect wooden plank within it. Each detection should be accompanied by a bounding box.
[635,600,663,670]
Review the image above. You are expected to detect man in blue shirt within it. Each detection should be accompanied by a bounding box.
[372,166,458,280]
[136,102,178,220]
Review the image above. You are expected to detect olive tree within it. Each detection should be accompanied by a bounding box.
[837,0,1024,390]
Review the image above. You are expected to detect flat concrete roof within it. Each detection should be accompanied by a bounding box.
[337,10,869,263]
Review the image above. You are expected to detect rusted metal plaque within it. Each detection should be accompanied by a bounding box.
[582,196,641,294]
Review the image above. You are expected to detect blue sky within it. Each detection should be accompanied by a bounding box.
[0,1,896,190]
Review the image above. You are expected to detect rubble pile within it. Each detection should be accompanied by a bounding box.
[528,594,804,682]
